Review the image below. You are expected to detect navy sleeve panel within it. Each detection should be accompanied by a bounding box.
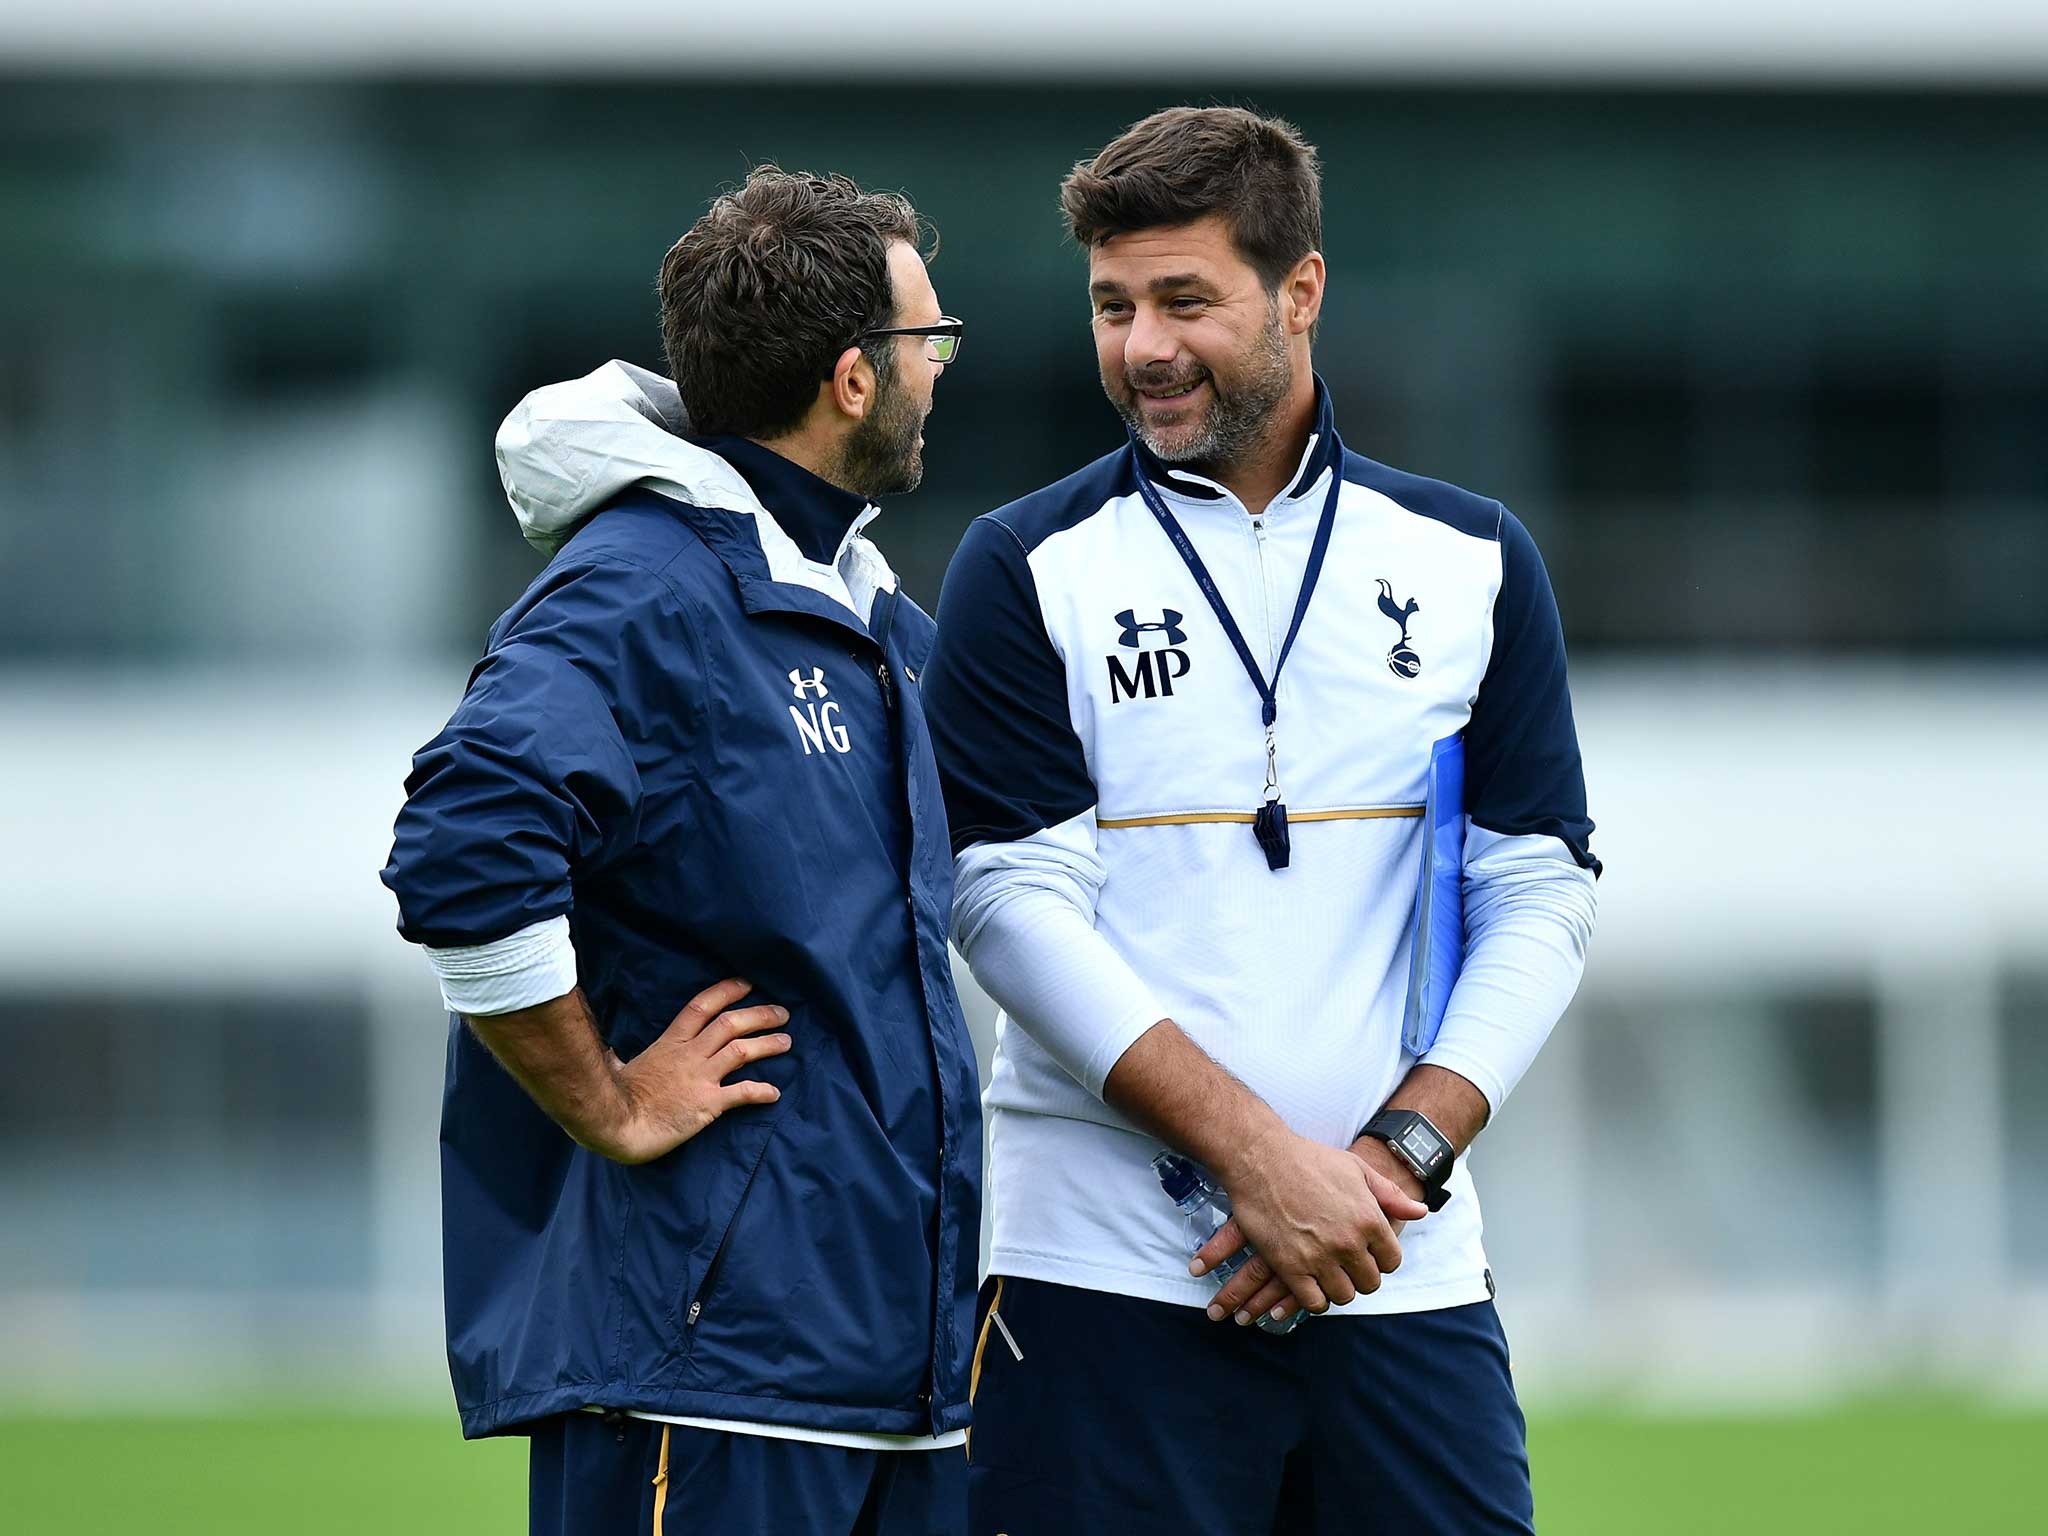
[382,558,660,948]
[1341,450,1503,542]
[1465,511,1601,874]
[923,515,1097,856]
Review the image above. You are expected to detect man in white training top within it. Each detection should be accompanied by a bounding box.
[921,106,1599,1535]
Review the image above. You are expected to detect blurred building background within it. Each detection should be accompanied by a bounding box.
[3,5,2045,1414]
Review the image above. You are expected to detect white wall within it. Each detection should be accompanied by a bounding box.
[6,3,2048,80]
[2,662,2044,1406]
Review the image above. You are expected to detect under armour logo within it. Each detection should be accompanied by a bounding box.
[787,664,849,755]
[1107,608,1192,703]
[1115,609,1188,649]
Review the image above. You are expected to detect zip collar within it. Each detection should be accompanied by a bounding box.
[1130,374,1342,511]
[698,434,880,568]
[676,437,895,639]
[621,490,898,648]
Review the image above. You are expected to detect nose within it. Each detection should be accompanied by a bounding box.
[1125,304,1178,371]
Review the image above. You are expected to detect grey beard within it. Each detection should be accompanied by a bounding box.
[1115,314,1294,476]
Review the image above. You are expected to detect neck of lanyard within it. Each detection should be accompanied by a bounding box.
[1127,439,1343,869]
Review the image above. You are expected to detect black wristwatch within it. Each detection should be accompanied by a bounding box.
[1362,1109,1455,1212]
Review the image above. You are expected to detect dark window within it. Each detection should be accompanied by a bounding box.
[1809,370,1945,506]
[1553,364,1694,505]
[1578,987,1880,1286]
[1954,379,2048,501]
[217,289,382,404]
[2001,974,2048,1274]
[0,992,374,1290]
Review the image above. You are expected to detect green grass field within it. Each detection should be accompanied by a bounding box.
[1,1405,2040,1534]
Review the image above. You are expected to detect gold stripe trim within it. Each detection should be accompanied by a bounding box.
[1099,810,1256,827]
[965,1276,1006,1462]
[1097,805,1424,829]
[651,1424,670,1535]
[1291,806,1425,823]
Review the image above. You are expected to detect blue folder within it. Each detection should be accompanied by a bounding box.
[1401,733,1466,1056]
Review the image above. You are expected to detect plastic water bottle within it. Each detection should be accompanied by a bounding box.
[1151,1151,1304,1335]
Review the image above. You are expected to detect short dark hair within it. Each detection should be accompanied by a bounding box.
[658,168,925,439]
[1059,107,1322,289]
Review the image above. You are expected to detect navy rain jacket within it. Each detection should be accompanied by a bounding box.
[381,362,981,1440]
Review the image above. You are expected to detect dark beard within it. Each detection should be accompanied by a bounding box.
[1109,306,1294,477]
[834,360,926,498]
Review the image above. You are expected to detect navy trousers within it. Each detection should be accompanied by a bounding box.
[529,1412,967,1536]
[966,1277,1534,1536]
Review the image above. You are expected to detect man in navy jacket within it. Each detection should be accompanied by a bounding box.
[382,169,981,1536]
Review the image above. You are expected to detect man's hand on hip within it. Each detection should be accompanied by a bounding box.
[1192,1131,1427,1324]
[465,977,791,1166]
[602,978,793,1163]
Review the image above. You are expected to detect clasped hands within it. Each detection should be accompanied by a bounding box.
[1188,1129,1429,1328]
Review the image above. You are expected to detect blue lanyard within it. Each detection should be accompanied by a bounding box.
[1127,438,1344,869]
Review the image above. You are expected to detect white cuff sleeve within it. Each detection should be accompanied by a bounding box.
[1420,826,1597,1116]
[424,915,578,1017]
[953,813,1167,1099]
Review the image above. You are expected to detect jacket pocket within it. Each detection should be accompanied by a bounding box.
[677,1101,784,1347]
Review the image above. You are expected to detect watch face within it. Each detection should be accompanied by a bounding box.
[1400,1125,1443,1169]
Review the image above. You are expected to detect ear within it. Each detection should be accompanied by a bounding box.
[1281,251,1325,338]
[826,344,876,422]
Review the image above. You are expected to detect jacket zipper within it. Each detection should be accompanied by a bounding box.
[686,1229,734,1327]
[1249,514,1283,813]
[882,635,935,1423]
[870,628,926,1076]
[1249,515,1278,668]
[873,656,918,926]
[864,588,952,1430]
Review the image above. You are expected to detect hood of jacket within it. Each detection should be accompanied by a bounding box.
[495,358,715,557]
[495,359,898,613]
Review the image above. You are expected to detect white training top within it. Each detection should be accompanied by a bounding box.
[921,383,1600,1316]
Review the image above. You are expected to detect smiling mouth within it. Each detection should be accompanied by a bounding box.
[1133,379,1206,407]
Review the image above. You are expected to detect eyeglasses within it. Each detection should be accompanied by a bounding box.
[857,317,964,364]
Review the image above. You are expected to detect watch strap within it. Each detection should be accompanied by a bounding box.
[1363,1109,1455,1212]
